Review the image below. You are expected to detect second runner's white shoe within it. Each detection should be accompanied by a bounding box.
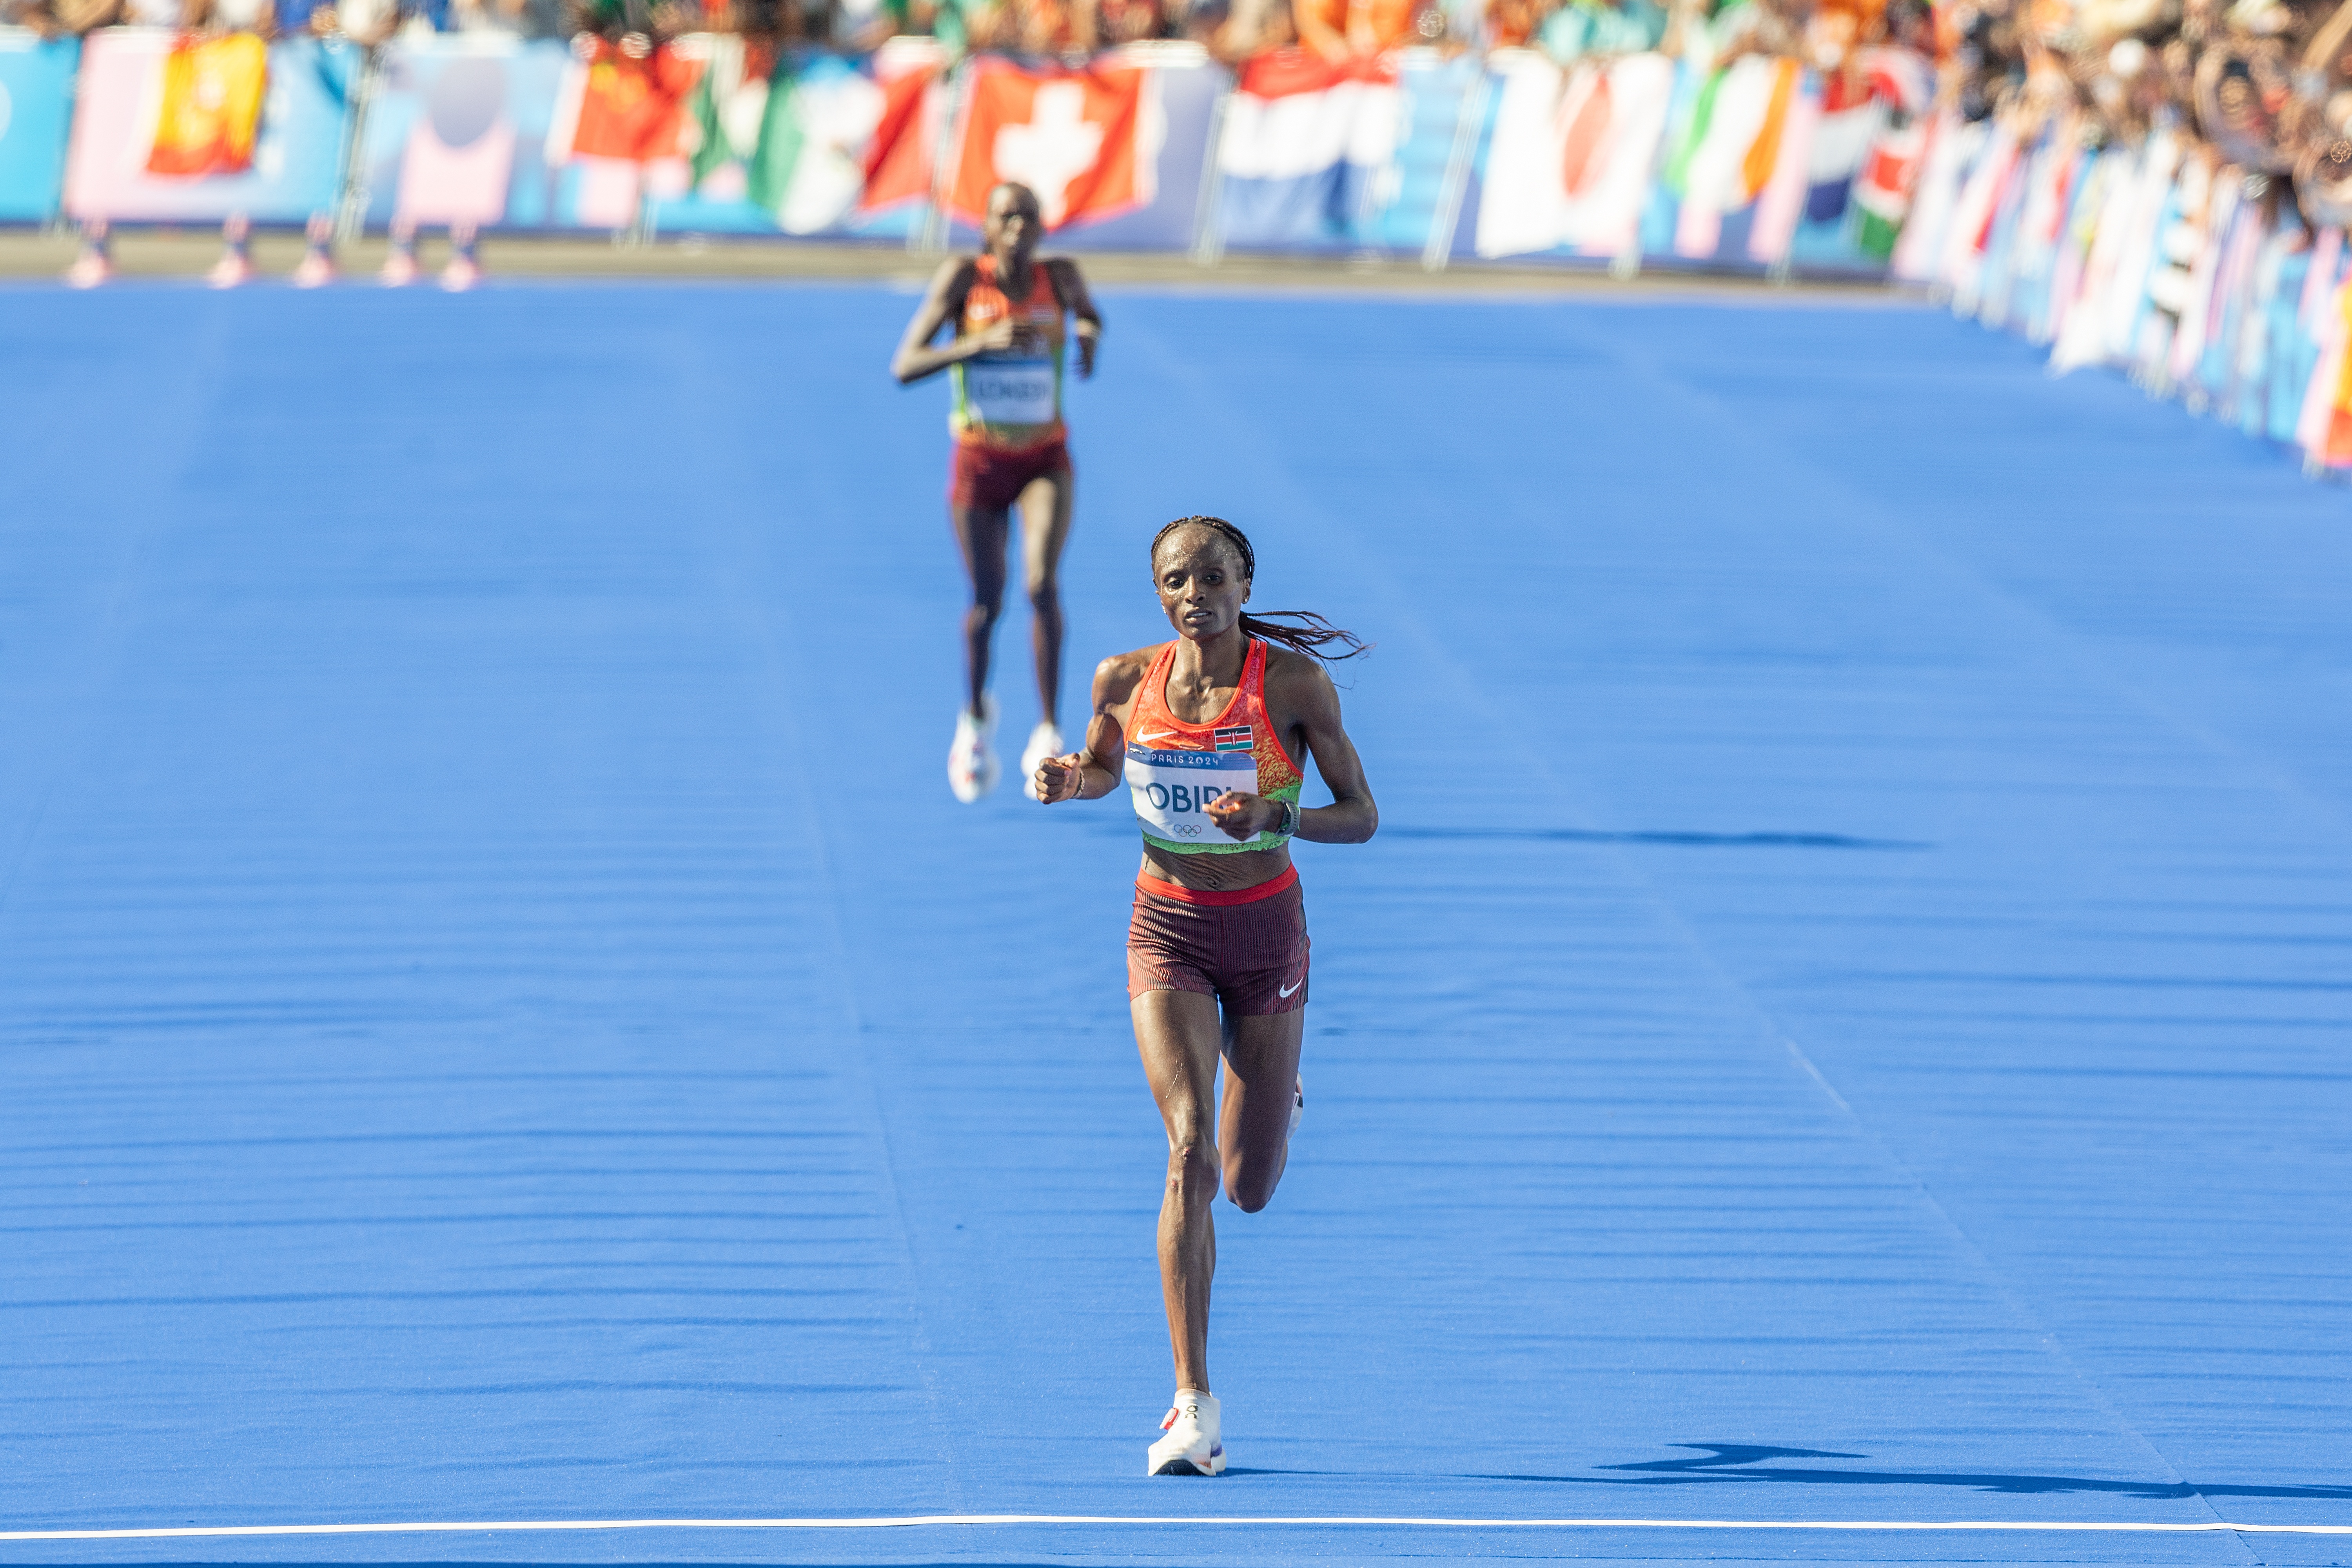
[1019,721,1064,801]
[1148,1389,1225,1476]
[947,697,999,803]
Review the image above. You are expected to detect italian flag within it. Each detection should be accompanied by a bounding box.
[688,42,942,233]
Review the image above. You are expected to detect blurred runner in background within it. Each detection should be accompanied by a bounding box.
[892,182,1103,804]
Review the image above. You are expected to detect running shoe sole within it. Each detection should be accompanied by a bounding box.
[1149,1444,1226,1477]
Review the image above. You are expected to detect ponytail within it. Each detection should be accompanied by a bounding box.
[1238,610,1369,661]
[1150,516,1370,663]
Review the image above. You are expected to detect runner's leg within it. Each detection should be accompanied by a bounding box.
[1133,988,1223,1392]
[1220,1009,1305,1213]
[1018,466,1074,728]
[949,502,1011,717]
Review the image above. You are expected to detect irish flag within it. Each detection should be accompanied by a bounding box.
[1662,56,1817,263]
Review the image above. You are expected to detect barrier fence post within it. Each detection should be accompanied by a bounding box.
[333,42,381,244]
[915,56,969,254]
[1189,86,1231,267]
[1422,68,1486,272]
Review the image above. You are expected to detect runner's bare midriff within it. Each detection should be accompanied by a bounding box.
[1139,841,1293,892]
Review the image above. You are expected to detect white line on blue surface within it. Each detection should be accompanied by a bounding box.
[4,1517,2348,1540]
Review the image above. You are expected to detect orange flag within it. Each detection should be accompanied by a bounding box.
[1737,58,1800,205]
[859,63,939,212]
[947,60,1151,231]
[2322,280,2352,468]
[146,34,269,178]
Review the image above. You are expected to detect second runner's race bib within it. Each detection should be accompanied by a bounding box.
[1126,747,1258,845]
[965,358,1056,425]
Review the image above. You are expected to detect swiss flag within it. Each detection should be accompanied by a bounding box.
[947,60,1153,230]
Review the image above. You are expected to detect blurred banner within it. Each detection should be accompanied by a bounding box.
[1643,56,1817,267]
[1785,47,1929,266]
[361,35,951,237]
[25,26,1925,270]
[1214,51,1398,248]
[0,30,78,221]
[655,39,946,238]
[64,29,354,222]
[1473,48,1672,261]
[362,38,562,229]
[1907,99,2352,483]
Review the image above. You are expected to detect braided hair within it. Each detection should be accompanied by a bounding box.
[1149,516,1369,663]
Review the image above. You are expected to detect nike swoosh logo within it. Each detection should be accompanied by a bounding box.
[1278,975,1303,998]
[1138,732,1183,746]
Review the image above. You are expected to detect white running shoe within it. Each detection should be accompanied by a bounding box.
[1019,722,1065,801]
[1148,1389,1225,1476]
[948,697,999,803]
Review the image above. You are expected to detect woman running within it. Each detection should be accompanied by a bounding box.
[1033,516,1377,1476]
[891,180,1103,804]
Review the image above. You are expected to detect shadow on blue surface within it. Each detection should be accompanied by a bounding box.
[1458,1444,2352,1499]
[1383,827,1932,850]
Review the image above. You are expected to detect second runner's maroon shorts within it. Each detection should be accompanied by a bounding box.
[949,438,1071,512]
[1127,866,1309,1016]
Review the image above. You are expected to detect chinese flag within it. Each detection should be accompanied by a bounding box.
[146,34,269,178]
[947,60,1150,231]
[569,40,705,163]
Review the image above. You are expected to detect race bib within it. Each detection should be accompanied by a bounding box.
[965,358,1056,425]
[1127,747,1258,845]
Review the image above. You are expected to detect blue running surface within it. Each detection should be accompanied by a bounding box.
[3,283,2350,1566]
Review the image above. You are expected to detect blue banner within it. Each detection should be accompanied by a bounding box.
[0,30,78,221]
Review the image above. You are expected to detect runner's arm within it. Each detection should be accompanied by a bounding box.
[891,259,1018,384]
[1212,657,1376,843]
[1049,259,1105,379]
[1035,654,1143,804]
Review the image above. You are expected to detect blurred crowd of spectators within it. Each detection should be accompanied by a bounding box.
[0,0,1933,76]
[1929,0,2352,196]
[11,0,2347,201]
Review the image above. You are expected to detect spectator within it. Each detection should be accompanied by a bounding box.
[1711,0,1809,63]
[1292,0,1423,58]
[1537,0,1667,63]
[1213,0,1294,56]
[1485,0,1552,49]
[447,0,567,36]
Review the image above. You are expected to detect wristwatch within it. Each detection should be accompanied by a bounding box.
[1272,799,1299,838]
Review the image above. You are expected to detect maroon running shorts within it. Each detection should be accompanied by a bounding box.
[949,438,1071,512]
[1127,865,1309,1016]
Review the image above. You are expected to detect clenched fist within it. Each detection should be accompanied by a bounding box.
[1034,752,1087,804]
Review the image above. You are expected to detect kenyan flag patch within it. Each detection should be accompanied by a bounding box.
[1213,725,1253,752]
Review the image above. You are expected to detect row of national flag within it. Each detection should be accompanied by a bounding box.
[1474,45,1932,266]
[1900,104,2352,481]
[78,29,1936,270]
[541,38,1158,235]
